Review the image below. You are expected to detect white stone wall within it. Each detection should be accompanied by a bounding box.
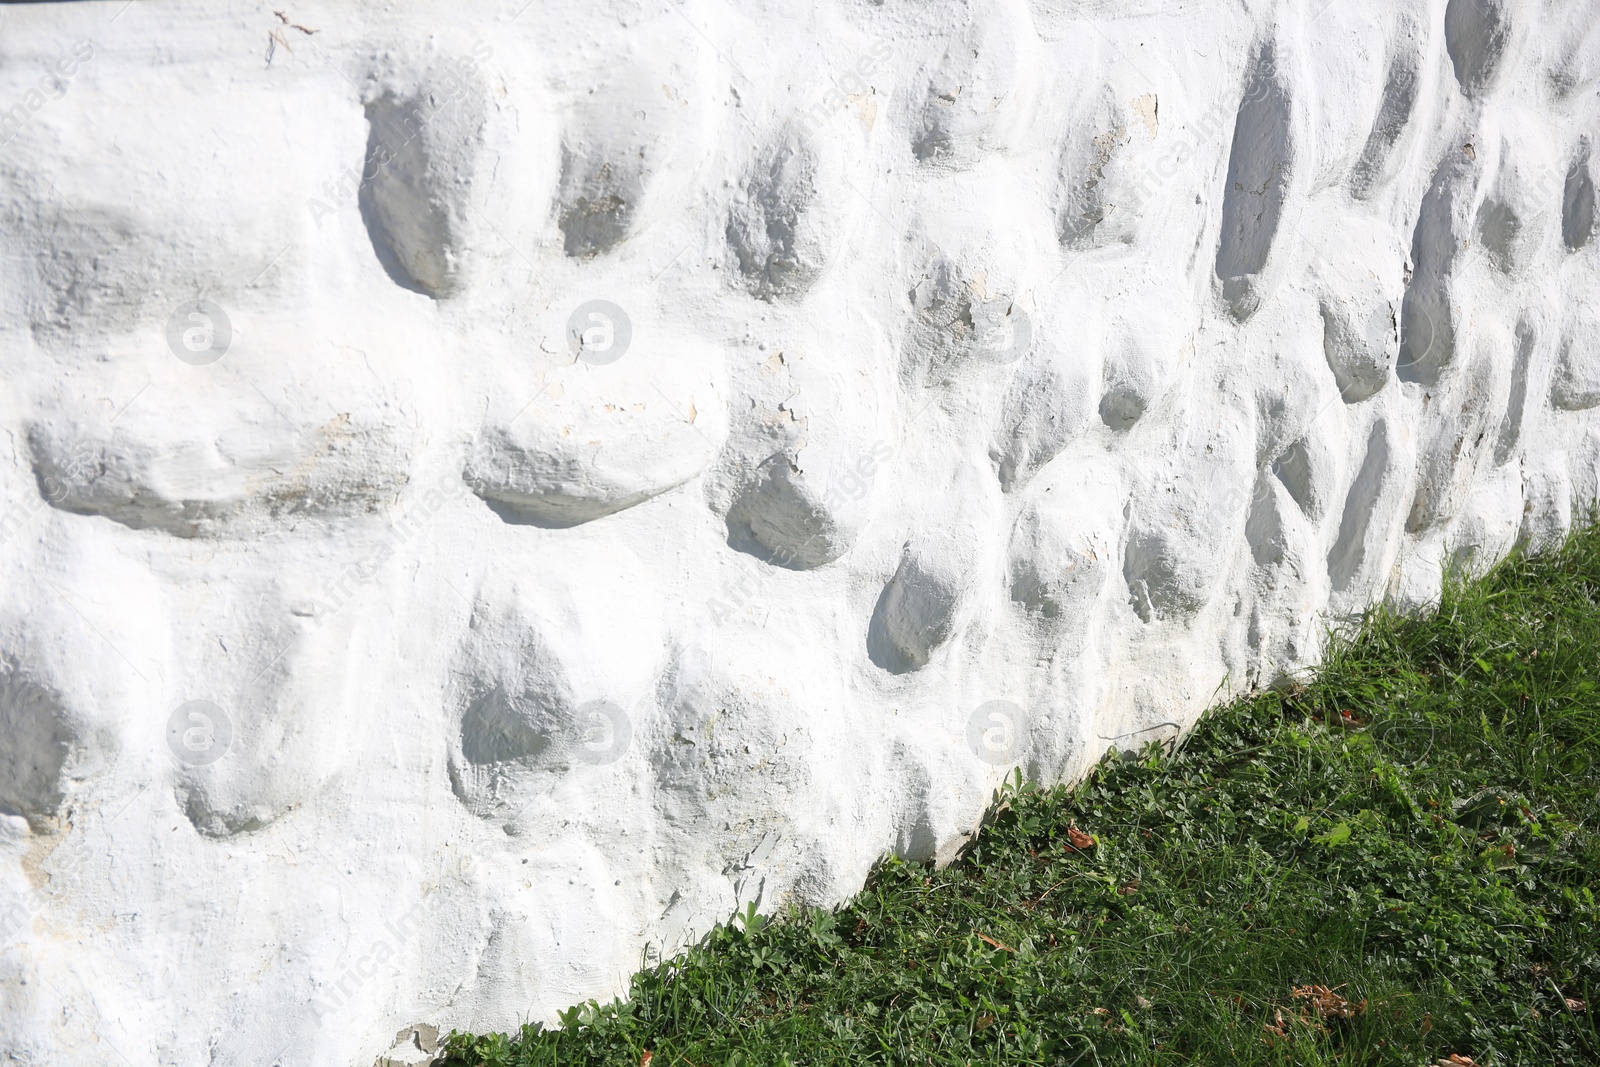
[0,1,1595,1063]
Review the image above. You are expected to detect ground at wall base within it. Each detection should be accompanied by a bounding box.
[441,526,1600,1067]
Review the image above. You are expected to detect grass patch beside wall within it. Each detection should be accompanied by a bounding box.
[443,527,1600,1066]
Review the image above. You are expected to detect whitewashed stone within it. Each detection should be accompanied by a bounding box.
[0,3,1597,1065]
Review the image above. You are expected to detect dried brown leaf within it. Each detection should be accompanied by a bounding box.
[972,931,1015,953]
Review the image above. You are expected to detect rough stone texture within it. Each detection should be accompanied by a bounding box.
[0,1,1596,1064]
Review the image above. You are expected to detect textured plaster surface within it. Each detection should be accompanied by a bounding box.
[0,1,1597,1064]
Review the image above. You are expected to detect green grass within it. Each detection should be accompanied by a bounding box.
[442,526,1600,1067]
